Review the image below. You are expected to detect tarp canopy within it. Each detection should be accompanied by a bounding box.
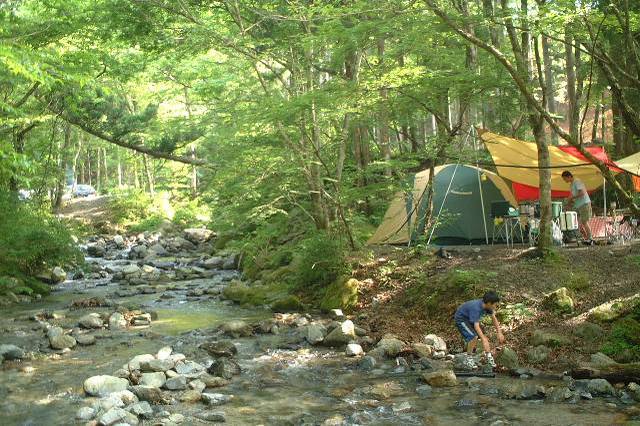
[479,131,619,202]
[616,151,640,177]
[368,164,517,245]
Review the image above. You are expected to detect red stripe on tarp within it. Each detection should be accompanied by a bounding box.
[558,146,623,173]
[511,182,573,202]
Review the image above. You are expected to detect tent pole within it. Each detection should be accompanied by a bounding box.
[603,176,607,240]
[473,127,489,244]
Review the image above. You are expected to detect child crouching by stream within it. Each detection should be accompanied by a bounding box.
[454,291,505,368]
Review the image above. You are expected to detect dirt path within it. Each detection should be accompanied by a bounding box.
[56,196,112,226]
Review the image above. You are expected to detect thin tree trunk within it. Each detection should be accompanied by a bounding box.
[96,148,101,193]
[542,35,558,145]
[117,148,123,188]
[592,101,601,143]
[377,38,392,176]
[142,154,154,195]
[565,32,579,141]
[53,123,72,210]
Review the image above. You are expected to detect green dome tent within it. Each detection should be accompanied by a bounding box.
[368,164,517,245]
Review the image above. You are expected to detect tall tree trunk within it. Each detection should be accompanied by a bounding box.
[102,147,108,190]
[592,100,601,143]
[72,135,82,188]
[96,148,101,193]
[54,123,72,209]
[565,32,579,142]
[142,154,154,195]
[184,87,198,198]
[542,35,558,144]
[117,148,123,188]
[377,38,392,176]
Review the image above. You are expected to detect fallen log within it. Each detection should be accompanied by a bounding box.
[570,363,640,384]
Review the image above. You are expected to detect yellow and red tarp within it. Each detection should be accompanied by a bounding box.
[479,131,621,202]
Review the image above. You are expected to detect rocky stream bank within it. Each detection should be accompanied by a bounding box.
[0,230,639,425]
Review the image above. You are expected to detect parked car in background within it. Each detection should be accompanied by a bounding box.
[73,184,97,198]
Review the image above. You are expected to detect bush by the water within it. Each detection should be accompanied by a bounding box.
[0,194,81,296]
[601,304,640,362]
[293,233,348,289]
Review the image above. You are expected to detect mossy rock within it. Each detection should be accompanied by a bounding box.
[222,281,252,304]
[320,277,360,312]
[271,295,303,313]
[589,293,640,322]
[573,322,604,343]
[543,287,574,314]
[530,330,570,347]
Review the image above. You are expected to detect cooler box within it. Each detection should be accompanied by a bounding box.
[560,211,579,231]
[551,201,563,219]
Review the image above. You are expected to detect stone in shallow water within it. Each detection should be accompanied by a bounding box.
[207,358,241,379]
[75,406,96,421]
[49,334,77,350]
[304,323,326,345]
[416,384,432,397]
[200,340,238,358]
[323,320,356,347]
[75,334,96,346]
[199,374,230,388]
[359,355,376,371]
[109,312,128,330]
[189,379,206,393]
[157,346,172,360]
[79,313,104,329]
[0,345,25,361]
[422,370,457,387]
[195,411,226,422]
[346,343,364,356]
[141,358,175,372]
[175,360,205,376]
[202,392,234,406]
[99,407,139,426]
[126,354,155,370]
[84,375,129,397]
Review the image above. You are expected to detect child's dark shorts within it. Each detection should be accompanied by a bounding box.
[456,320,477,342]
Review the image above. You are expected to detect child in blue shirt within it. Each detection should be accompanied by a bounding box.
[454,291,505,365]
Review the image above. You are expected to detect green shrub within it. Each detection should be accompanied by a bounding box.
[0,195,80,297]
[271,295,303,313]
[293,233,348,289]
[601,316,640,362]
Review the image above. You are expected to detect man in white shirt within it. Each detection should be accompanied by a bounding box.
[561,170,593,245]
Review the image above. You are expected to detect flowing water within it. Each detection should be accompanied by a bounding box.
[0,248,633,425]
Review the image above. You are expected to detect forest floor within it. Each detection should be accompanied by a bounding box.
[352,242,640,371]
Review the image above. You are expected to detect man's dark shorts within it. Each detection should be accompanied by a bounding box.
[456,320,477,342]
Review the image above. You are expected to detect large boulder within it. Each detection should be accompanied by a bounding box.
[79,313,104,329]
[183,228,214,244]
[219,320,252,338]
[586,378,615,396]
[422,370,457,387]
[84,375,129,397]
[453,353,477,372]
[543,287,574,313]
[573,322,604,343]
[323,320,356,347]
[495,347,519,370]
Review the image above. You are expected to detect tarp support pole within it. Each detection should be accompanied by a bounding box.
[473,127,489,244]
[427,163,460,245]
[603,176,607,239]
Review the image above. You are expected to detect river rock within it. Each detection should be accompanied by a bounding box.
[586,378,615,396]
[199,374,230,388]
[208,358,241,379]
[183,228,213,243]
[202,392,233,406]
[0,344,25,361]
[543,287,574,313]
[139,372,167,388]
[76,406,96,421]
[501,382,546,400]
[423,370,457,387]
[113,234,125,247]
[496,347,519,370]
[126,354,156,370]
[88,243,106,257]
[202,256,224,269]
[51,266,67,284]
[346,343,364,356]
[530,330,570,347]
[200,340,237,358]
[84,375,129,397]
[359,355,376,370]
[304,323,326,345]
[123,264,141,275]
[75,334,96,346]
[109,312,128,330]
[416,384,433,397]
[157,346,172,360]
[79,313,104,329]
[222,254,238,270]
[195,411,226,422]
[627,382,640,401]
[174,360,205,376]
[165,375,188,390]
[374,334,405,358]
[453,353,477,372]
[127,401,153,418]
[49,334,77,350]
[141,358,175,372]
[323,320,355,347]
[130,385,171,404]
[424,334,447,352]
[527,345,551,363]
[99,407,139,426]
[219,320,252,337]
